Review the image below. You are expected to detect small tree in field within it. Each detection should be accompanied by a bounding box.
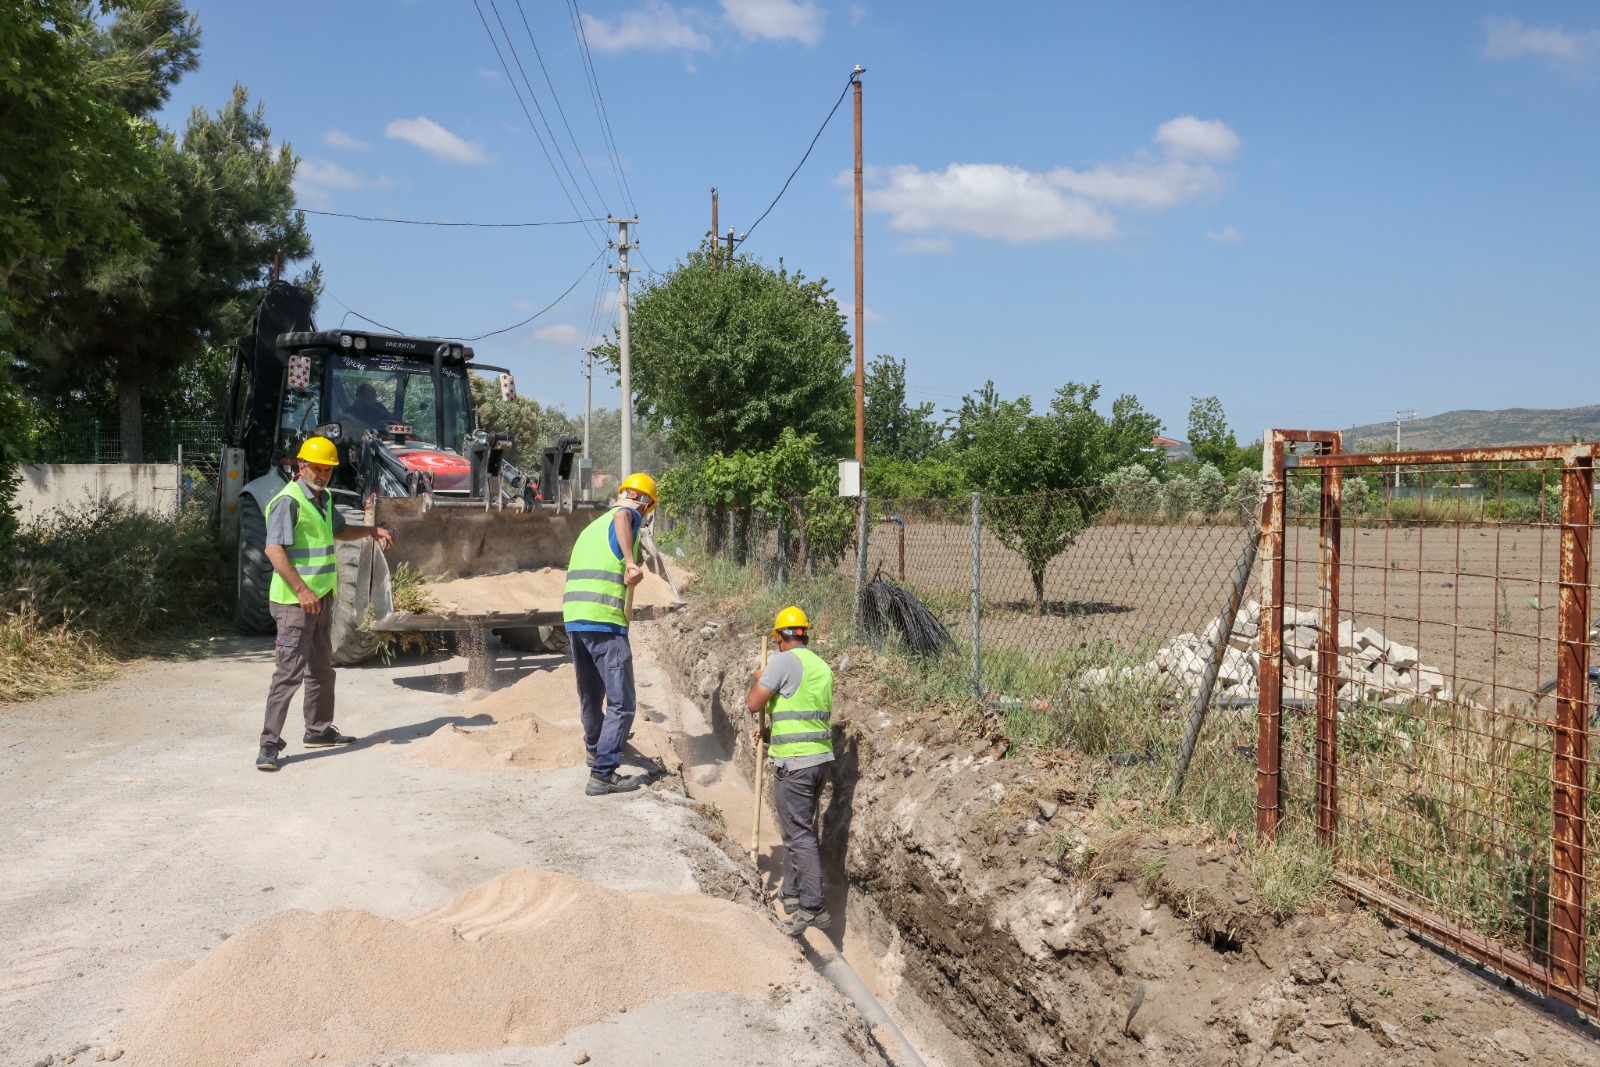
[984,493,1087,614]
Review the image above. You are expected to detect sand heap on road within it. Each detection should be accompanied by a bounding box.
[405,663,676,773]
[121,868,811,1067]
[407,664,586,771]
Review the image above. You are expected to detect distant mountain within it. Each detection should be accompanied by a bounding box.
[1345,406,1600,451]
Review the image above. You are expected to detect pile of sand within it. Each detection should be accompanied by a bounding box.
[120,868,810,1067]
[406,663,676,774]
[423,567,678,616]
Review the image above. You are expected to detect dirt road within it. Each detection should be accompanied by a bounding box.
[0,633,888,1067]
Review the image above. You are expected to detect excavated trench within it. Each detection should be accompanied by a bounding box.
[654,605,1600,1067]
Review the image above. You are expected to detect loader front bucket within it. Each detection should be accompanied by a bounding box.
[364,497,681,631]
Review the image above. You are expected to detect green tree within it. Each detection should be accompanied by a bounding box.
[864,354,940,461]
[18,6,308,461]
[1187,395,1239,472]
[468,374,541,461]
[951,380,1161,612]
[595,244,852,459]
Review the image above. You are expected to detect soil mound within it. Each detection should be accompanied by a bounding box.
[408,665,585,771]
[121,868,809,1067]
[424,568,677,614]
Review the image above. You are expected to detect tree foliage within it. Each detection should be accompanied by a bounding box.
[15,6,309,460]
[468,374,541,461]
[983,493,1087,614]
[864,354,940,462]
[1187,395,1238,471]
[596,244,852,459]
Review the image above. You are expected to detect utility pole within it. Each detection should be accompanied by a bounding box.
[852,64,867,467]
[725,226,736,266]
[582,349,593,501]
[1394,409,1416,491]
[711,187,719,262]
[610,215,638,476]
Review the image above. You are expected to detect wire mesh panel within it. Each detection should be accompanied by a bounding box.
[1263,436,1597,1019]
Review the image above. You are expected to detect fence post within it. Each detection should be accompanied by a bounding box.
[1167,517,1261,800]
[853,491,869,633]
[971,492,982,700]
[1314,441,1344,847]
[1550,451,1592,993]
[1256,432,1288,841]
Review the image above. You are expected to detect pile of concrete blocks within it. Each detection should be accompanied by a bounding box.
[1078,600,1453,704]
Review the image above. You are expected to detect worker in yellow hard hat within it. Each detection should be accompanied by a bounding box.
[256,436,394,772]
[745,605,836,936]
[564,471,659,795]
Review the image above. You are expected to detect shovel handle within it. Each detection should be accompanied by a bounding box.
[751,636,769,862]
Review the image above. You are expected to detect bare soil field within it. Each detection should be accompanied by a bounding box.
[852,520,1591,700]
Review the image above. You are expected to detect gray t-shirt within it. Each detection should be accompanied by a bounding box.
[758,648,834,770]
[266,478,347,547]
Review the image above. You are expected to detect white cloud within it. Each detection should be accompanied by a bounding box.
[292,159,393,208]
[478,68,499,80]
[385,116,492,165]
[322,129,370,151]
[1154,115,1240,160]
[1484,16,1600,67]
[582,1,711,52]
[896,236,951,255]
[857,116,1240,244]
[862,306,885,323]
[849,4,867,26]
[722,0,824,45]
[1205,225,1243,244]
[534,323,581,346]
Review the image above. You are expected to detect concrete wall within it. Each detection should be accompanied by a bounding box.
[14,464,182,526]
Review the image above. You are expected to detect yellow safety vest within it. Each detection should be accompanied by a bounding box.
[267,479,337,604]
[768,647,834,759]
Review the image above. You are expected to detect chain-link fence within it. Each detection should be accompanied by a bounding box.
[25,415,224,520]
[666,480,1268,775]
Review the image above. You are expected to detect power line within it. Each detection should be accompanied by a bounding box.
[469,0,606,251]
[742,73,855,244]
[449,248,609,341]
[511,0,611,213]
[303,208,605,228]
[328,293,403,334]
[484,0,604,225]
[567,0,636,215]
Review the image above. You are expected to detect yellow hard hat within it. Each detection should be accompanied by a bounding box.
[772,605,810,638]
[619,472,657,511]
[297,436,338,466]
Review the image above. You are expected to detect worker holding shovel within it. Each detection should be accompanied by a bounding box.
[745,606,835,936]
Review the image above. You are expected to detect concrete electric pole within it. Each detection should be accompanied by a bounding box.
[609,215,638,476]
[1394,409,1416,491]
[852,64,866,468]
[711,188,718,261]
[582,349,593,501]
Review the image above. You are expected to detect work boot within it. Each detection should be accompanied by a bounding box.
[781,908,831,936]
[256,744,281,772]
[304,726,357,747]
[585,771,645,796]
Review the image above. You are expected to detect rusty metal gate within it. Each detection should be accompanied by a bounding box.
[1255,431,1597,1018]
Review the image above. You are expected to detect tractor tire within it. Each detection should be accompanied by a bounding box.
[496,626,570,655]
[331,538,387,666]
[234,494,275,635]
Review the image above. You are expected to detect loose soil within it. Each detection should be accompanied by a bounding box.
[120,868,815,1067]
[661,600,1600,1066]
[424,568,678,615]
[848,521,1584,699]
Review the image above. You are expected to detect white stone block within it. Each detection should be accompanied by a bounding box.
[1356,627,1388,652]
[1386,642,1419,669]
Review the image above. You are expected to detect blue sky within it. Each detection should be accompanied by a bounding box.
[160,2,1600,441]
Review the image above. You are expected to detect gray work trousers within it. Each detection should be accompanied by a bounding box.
[261,595,337,747]
[773,761,831,912]
[570,630,635,777]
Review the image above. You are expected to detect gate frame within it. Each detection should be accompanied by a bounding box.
[1256,434,1596,1018]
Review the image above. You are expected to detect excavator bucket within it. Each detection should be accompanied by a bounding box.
[363,497,681,632]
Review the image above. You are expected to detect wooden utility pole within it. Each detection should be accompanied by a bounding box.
[711,187,719,262]
[852,65,867,467]
[609,215,638,475]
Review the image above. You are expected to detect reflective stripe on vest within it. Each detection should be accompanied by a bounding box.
[768,646,835,759]
[268,480,338,604]
[562,507,641,629]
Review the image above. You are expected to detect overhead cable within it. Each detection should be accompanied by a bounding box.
[742,73,855,244]
[567,0,636,215]
[303,208,605,228]
[469,0,606,250]
[512,0,611,213]
[449,248,609,341]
